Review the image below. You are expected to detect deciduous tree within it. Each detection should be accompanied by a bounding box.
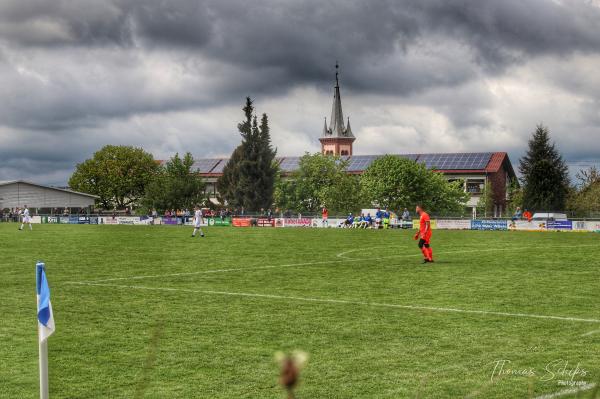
[359,155,468,214]
[143,153,206,211]
[69,145,158,209]
[274,153,361,214]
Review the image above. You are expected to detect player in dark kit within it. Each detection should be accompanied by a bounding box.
[414,204,433,264]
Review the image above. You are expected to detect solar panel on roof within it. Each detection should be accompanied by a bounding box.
[401,154,420,161]
[193,159,220,173]
[416,153,493,170]
[278,157,301,172]
[347,155,380,171]
[210,159,229,173]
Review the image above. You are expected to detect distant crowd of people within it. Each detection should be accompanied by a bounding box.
[334,207,413,229]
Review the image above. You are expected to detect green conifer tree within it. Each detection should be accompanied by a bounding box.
[217,98,277,211]
[519,125,569,211]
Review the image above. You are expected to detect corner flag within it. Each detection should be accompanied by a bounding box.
[36,262,55,342]
[36,262,54,399]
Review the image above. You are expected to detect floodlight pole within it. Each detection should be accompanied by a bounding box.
[38,317,49,399]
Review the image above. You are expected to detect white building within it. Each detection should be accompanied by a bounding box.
[0,180,97,211]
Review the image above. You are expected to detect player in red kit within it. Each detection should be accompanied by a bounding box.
[414,204,433,263]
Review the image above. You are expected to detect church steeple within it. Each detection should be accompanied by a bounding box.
[320,63,356,156]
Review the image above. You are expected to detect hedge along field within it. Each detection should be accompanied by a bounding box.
[1,223,599,398]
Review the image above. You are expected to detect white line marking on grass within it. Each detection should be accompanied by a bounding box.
[68,246,527,283]
[74,244,599,284]
[581,329,600,337]
[533,383,596,399]
[66,282,600,324]
[79,255,417,283]
[337,244,599,259]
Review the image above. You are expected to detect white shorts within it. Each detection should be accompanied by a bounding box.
[23,216,32,223]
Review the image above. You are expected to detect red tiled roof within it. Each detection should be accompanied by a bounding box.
[485,152,507,173]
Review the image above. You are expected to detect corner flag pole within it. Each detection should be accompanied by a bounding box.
[39,328,49,399]
[36,262,55,399]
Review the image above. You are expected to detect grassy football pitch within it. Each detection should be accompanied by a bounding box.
[1,224,599,398]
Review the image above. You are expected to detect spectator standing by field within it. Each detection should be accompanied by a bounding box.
[512,207,522,221]
[383,208,391,229]
[322,207,328,227]
[375,208,383,228]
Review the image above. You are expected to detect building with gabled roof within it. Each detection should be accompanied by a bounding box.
[0,180,98,211]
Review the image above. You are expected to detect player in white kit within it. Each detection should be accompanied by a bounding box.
[192,205,205,238]
[19,205,33,231]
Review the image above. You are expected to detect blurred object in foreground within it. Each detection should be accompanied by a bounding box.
[275,350,309,399]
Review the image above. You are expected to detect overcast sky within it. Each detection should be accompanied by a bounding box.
[1,0,600,185]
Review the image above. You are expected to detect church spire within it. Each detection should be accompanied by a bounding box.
[322,63,354,139]
[329,62,345,136]
[319,63,355,156]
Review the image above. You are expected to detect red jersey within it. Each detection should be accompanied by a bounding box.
[322,208,328,219]
[419,211,432,240]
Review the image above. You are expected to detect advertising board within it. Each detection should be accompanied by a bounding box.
[257,218,275,227]
[546,220,572,231]
[436,219,472,230]
[232,218,252,227]
[281,218,312,227]
[471,220,508,231]
[207,217,232,226]
[507,220,544,231]
[585,221,600,232]
[412,219,437,229]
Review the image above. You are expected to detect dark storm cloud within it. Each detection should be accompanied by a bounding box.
[4,1,600,84]
[1,0,600,184]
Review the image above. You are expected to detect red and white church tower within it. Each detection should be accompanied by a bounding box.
[319,64,355,156]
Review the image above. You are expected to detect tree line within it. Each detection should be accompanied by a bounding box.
[68,98,599,217]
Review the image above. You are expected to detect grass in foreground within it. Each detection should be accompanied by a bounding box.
[1,224,599,398]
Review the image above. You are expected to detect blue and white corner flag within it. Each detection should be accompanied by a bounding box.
[36,262,55,342]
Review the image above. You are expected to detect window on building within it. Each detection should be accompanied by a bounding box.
[341,150,349,156]
[466,179,485,194]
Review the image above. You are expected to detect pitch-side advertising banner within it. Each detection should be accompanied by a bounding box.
[207,217,232,226]
[471,220,508,231]
[312,218,345,228]
[545,220,572,231]
[257,218,275,227]
[507,220,545,231]
[436,219,472,230]
[585,221,600,232]
[286,218,312,227]
[412,219,437,229]
[232,218,252,227]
